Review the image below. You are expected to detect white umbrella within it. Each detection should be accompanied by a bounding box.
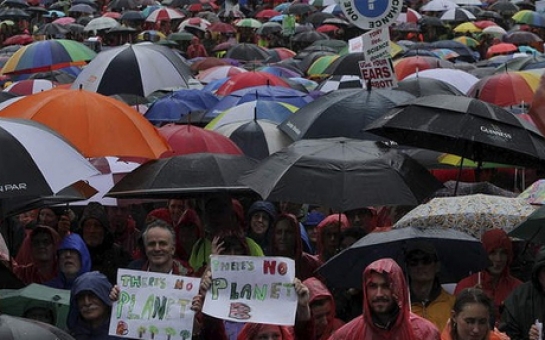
[145,7,185,23]
[420,0,459,11]
[84,16,120,32]
[440,8,477,21]
[482,25,507,38]
[405,68,479,94]
[450,0,482,5]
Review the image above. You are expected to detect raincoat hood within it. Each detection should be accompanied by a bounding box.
[248,201,277,223]
[175,208,204,260]
[304,277,342,340]
[481,228,514,276]
[15,225,61,265]
[67,271,112,334]
[270,213,303,259]
[315,213,348,262]
[237,323,294,340]
[58,233,92,279]
[78,203,115,250]
[531,247,545,291]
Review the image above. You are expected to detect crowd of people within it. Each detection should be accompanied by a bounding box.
[0,193,543,340]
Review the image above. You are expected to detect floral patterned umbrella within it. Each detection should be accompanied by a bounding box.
[518,179,545,204]
[393,194,537,238]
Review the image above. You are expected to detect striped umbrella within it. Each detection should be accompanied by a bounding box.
[512,10,545,27]
[467,71,540,107]
[4,79,59,95]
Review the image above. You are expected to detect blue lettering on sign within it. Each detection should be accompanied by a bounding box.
[355,0,388,18]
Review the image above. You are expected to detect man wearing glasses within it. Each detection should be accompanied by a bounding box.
[405,241,455,331]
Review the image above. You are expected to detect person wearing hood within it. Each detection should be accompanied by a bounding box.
[302,277,344,340]
[269,213,322,281]
[246,200,277,254]
[499,247,545,340]
[328,258,441,340]
[455,229,522,326]
[45,233,92,290]
[67,271,117,340]
[106,205,140,258]
[187,36,208,59]
[315,214,348,263]
[77,202,132,284]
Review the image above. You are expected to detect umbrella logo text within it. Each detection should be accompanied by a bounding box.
[480,125,512,141]
[0,183,27,192]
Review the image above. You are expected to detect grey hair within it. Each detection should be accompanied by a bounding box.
[142,219,176,245]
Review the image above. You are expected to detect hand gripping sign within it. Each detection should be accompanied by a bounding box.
[340,0,403,29]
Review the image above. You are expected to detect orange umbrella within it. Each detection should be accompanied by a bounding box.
[0,88,170,159]
[394,56,455,80]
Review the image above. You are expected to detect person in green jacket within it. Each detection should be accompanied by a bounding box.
[499,247,545,340]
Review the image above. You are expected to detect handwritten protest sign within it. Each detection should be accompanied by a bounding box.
[202,255,297,325]
[362,28,391,61]
[359,58,398,89]
[108,269,200,340]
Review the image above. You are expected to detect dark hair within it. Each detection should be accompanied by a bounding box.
[451,288,493,339]
[341,227,367,242]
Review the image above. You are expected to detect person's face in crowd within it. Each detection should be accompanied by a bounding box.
[144,227,175,269]
[321,223,340,255]
[487,248,508,276]
[39,208,58,228]
[250,211,270,237]
[82,218,105,247]
[310,298,333,337]
[538,266,545,291]
[407,252,439,284]
[451,302,490,340]
[19,210,37,226]
[346,208,373,230]
[77,291,108,327]
[24,307,55,325]
[274,219,296,255]
[255,324,282,340]
[305,225,317,245]
[340,235,358,251]
[31,232,54,262]
[366,272,395,316]
[107,205,130,233]
[58,249,81,279]
[168,199,185,224]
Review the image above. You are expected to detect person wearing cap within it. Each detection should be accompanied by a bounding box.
[406,241,455,331]
[246,200,277,255]
[303,211,326,254]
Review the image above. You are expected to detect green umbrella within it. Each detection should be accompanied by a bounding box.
[168,31,194,42]
[306,54,339,76]
[0,283,70,330]
[235,18,262,28]
[509,204,545,244]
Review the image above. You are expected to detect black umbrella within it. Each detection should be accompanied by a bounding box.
[292,31,329,44]
[298,50,336,72]
[33,23,69,36]
[225,43,270,62]
[488,1,519,14]
[256,22,282,35]
[238,138,443,211]
[0,314,74,340]
[317,227,489,288]
[396,77,466,97]
[285,3,316,15]
[28,70,76,84]
[503,30,543,44]
[107,153,258,199]
[108,0,139,10]
[304,11,334,27]
[509,205,545,244]
[430,40,478,62]
[323,52,367,76]
[365,94,545,168]
[0,8,29,19]
[279,88,415,140]
[1,0,28,7]
[477,10,503,20]
[119,10,145,21]
[0,92,19,103]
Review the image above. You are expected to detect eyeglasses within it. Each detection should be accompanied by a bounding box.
[407,256,436,267]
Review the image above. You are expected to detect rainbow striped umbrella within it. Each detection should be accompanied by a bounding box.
[1,39,96,75]
[467,71,540,107]
[512,10,545,28]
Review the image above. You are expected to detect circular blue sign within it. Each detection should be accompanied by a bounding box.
[355,0,389,18]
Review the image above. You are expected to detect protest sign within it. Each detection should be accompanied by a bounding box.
[202,255,297,325]
[362,28,391,61]
[348,35,364,53]
[359,58,398,89]
[340,0,402,29]
[108,269,200,340]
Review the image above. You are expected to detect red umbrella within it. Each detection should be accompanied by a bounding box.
[486,42,518,58]
[208,22,236,33]
[394,56,455,80]
[190,57,230,72]
[158,123,243,157]
[255,9,281,19]
[102,11,122,19]
[216,71,291,96]
[3,34,33,46]
[271,47,296,60]
[467,71,539,107]
[473,20,498,29]
[316,24,338,33]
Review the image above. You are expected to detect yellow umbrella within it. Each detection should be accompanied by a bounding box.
[390,40,405,58]
[453,22,482,33]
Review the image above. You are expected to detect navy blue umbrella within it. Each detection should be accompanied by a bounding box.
[145,89,219,124]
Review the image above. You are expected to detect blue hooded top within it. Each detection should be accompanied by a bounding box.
[45,233,92,290]
[67,271,115,340]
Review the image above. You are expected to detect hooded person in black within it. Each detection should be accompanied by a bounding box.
[77,203,131,284]
[500,247,545,340]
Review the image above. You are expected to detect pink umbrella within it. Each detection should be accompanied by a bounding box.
[196,65,247,83]
[53,17,76,25]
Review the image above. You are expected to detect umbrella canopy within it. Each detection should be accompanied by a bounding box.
[509,204,545,244]
[206,100,298,129]
[279,88,415,141]
[0,283,70,329]
[83,16,120,31]
[487,42,518,58]
[518,179,545,205]
[235,18,262,28]
[208,22,236,33]
[434,180,516,198]
[512,10,545,27]
[211,119,293,160]
[158,123,242,157]
[1,39,96,75]
[453,35,481,48]
[144,89,219,124]
[215,71,290,96]
[403,68,479,93]
[239,138,443,211]
[394,56,456,81]
[467,71,540,107]
[3,79,58,95]
[394,194,536,238]
[28,69,77,84]
[196,65,247,84]
[315,75,364,92]
[365,94,545,168]
[225,43,270,62]
[107,153,258,198]
[71,43,193,97]
[318,227,489,288]
[0,118,99,200]
[503,30,543,45]
[440,8,477,21]
[0,89,170,158]
[421,0,459,11]
[146,7,185,22]
[396,77,466,97]
[0,314,75,340]
[489,1,519,14]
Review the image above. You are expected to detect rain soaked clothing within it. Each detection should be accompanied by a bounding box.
[315,214,348,263]
[455,229,522,324]
[441,319,505,340]
[499,248,545,340]
[304,277,344,340]
[411,278,455,331]
[328,258,441,340]
[238,323,294,340]
[270,214,322,281]
[45,233,92,290]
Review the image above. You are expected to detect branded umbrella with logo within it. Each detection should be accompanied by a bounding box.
[365,94,545,168]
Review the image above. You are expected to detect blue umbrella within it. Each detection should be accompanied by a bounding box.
[207,85,313,118]
[274,3,290,12]
[269,14,286,22]
[258,65,303,78]
[145,89,219,124]
[202,77,229,92]
[206,100,299,129]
